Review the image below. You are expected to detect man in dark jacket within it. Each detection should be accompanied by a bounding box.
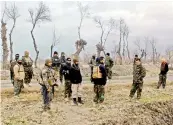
[60,57,72,101]
[60,52,66,83]
[157,58,169,89]
[70,58,83,106]
[92,56,107,104]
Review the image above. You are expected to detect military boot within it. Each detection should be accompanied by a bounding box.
[72,98,78,106]
[78,97,84,106]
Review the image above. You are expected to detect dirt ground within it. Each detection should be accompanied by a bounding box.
[1,81,173,125]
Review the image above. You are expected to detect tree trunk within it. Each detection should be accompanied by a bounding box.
[126,33,130,60]
[122,33,126,60]
[9,20,16,61]
[75,46,82,56]
[117,23,122,65]
[31,26,39,68]
[50,45,53,58]
[1,21,9,69]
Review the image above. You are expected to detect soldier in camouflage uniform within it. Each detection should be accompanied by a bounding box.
[133,55,138,64]
[51,51,61,82]
[129,58,146,99]
[89,54,96,82]
[105,53,114,79]
[13,58,25,97]
[39,59,57,111]
[10,54,20,86]
[60,57,72,101]
[157,58,169,89]
[22,51,33,86]
[60,52,66,83]
[93,57,107,103]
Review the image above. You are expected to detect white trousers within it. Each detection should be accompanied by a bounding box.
[72,84,82,98]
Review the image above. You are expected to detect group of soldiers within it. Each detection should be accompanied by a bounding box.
[10,51,33,95]
[10,51,169,111]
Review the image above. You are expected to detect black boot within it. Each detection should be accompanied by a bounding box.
[72,98,78,106]
[78,97,84,105]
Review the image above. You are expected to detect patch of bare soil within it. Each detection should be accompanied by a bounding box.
[1,82,173,125]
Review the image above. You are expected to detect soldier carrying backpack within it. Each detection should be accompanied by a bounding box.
[92,56,107,104]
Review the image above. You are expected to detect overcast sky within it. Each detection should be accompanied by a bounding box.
[0,1,173,60]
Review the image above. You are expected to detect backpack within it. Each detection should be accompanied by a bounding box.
[92,65,102,79]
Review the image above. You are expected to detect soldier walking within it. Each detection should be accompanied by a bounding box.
[60,57,72,101]
[129,58,146,100]
[92,57,107,104]
[10,54,20,86]
[105,53,114,80]
[13,58,25,97]
[157,58,169,89]
[22,51,33,87]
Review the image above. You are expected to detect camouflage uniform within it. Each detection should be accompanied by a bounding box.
[93,84,105,103]
[157,62,169,89]
[13,61,25,96]
[105,56,114,79]
[93,57,107,103]
[89,56,96,82]
[60,58,72,98]
[22,52,33,85]
[39,60,57,110]
[129,63,146,99]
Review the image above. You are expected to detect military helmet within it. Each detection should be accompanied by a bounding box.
[45,59,52,65]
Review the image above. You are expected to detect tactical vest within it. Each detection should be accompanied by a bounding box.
[92,65,102,79]
[22,56,33,67]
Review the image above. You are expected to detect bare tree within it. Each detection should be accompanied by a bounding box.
[117,18,124,65]
[94,16,115,57]
[134,37,147,60]
[125,26,130,60]
[50,26,60,58]
[165,46,173,67]
[1,3,9,69]
[150,38,157,64]
[28,2,51,67]
[143,37,149,61]
[75,2,89,56]
[5,2,20,61]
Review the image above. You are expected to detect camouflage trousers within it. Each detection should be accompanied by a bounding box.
[105,67,112,79]
[129,82,143,99]
[24,72,33,85]
[157,74,167,89]
[14,80,23,96]
[64,80,72,98]
[93,84,105,103]
[41,85,53,110]
[53,68,60,81]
